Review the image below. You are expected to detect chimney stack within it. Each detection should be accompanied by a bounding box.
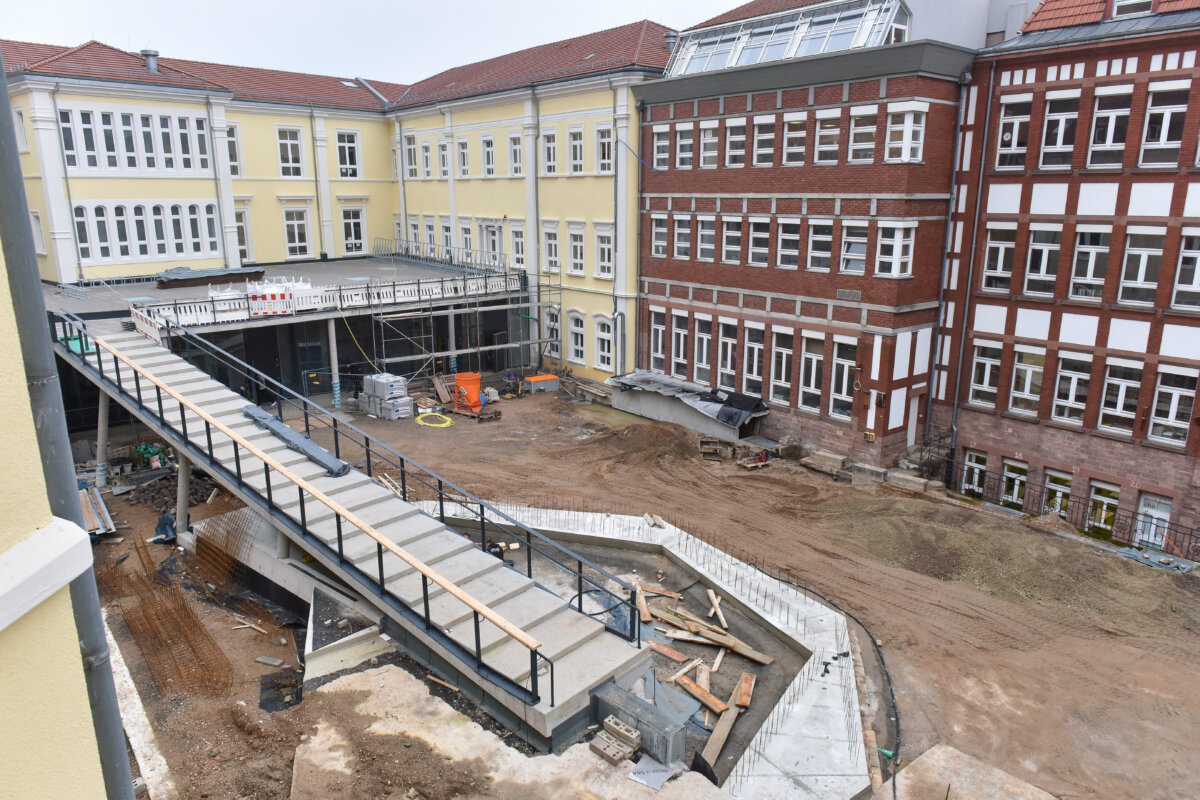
[663,31,678,54]
[140,49,159,73]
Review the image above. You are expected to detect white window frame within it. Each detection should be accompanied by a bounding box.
[341,207,365,254]
[283,207,310,258]
[876,223,914,277]
[1071,229,1110,299]
[983,225,1017,291]
[830,341,857,419]
[234,208,253,263]
[1009,347,1045,415]
[743,325,765,397]
[482,136,495,177]
[962,450,988,496]
[697,217,716,261]
[970,343,1003,406]
[277,126,303,177]
[651,215,668,258]
[542,223,560,273]
[850,109,877,163]
[1113,0,1153,16]
[509,134,523,176]
[753,117,774,166]
[783,113,806,165]
[725,118,746,167]
[816,112,840,164]
[673,215,692,259]
[596,126,613,174]
[1140,86,1189,166]
[567,224,585,275]
[770,329,793,405]
[671,314,689,378]
[777,219,801,270]
[1025,227,1061,296]
[699,123,719,168]
[336,130,360,178]
[404,135,418,178]
[1040,96,1079,168]
[694,318,712,384]
[437,141,450,178]
[722,217,742,263]
[457,138,470,178]
[545,307,560,358]
[841,223,869,274]
[1173,233,1200,308]
[676,125,694,169]
[653,127,670,170]
[568,128,584,174]
[29,210,45,255]
[1099,360,1143,434]
[543,132,557,174]
[997,96,1031,169]
[717,322,737,390]
[510,224,525,269]
[568,311,586,365]
[800,335,823,411]
[885,110,924,163]
[12,107,28,151]
[807,221,833,272]
[594,315,614,372]
[421,142,432,178]
[226,122,242,176]
[748,219,770,266]
[595,224,614,278]
[650,311,667,372]
[1053,354,1091,424]
[1148,367,1197,444]
[1088,92,1131,167]
[1119,230,1165,305]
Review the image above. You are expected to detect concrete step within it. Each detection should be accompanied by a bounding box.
[483,605,605,683]
[305,496,417,547]
[451,585,570,654]
[536,630,647,709]
[354,528,475,583]
[387,549,502,607]
[425,566,534,626]
[801,450,849,477]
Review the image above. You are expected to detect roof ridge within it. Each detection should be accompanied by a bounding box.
[633,19,649,65]
[25,38,98,70]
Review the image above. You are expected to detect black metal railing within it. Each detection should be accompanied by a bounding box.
[118,314,639,646]
[923,455,1200,560]
[52,311,574,708]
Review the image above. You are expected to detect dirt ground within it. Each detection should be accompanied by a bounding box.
[332,392,1200,800]
[95,390,1200,799]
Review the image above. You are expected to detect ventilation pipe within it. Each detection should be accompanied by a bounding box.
[140,49,159,73]
[663,32,678,53]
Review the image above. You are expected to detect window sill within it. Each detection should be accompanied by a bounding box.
[1044,418,1084,432]
[965,401,998,412]
[566,271,585,277]
[874,273,915,280]
[806,267,831,274]
[882,159,925,166]
[814,161,840,167]
[1001,410,1039,423]
[675,166,693,171]
[840,270,866,277]
[568,359,586,367]
[752,163,774,168]
[1093,427,1134,441]
[1144,437,1189,453]
[777,264,799,271]
[592,274,614,281]
[725,164,745,169]
[748,262,769,268]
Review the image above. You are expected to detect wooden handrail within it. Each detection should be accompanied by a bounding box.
[92,335,542,653]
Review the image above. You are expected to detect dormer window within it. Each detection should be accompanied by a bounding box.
[1113,0,1153,17]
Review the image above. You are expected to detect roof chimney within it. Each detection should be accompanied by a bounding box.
[140,49,159,73]
[663,31,678,54]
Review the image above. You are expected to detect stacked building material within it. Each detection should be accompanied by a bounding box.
[359,373,411,420]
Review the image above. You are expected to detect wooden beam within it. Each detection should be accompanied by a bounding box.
[94,337,542,653]
[674,606,726,635]
[676,675,728,714]
[706,588,729,629]
[636,588,652,623]
[700,687,742,765]
[648,641,687,663]
[662,630,717,646]
[667,658,703,683]
[639,584,683,600]
[734,672,756,708]
[692,626,775,666]
[712,649,726,674]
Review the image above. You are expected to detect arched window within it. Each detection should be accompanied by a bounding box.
[74,206,90,260]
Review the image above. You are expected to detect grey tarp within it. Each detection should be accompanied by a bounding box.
[608,371,769,430]
[242,405,350,477]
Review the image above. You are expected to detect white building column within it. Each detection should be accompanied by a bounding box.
[328,317,341,409]
[311,114,335,258]
[613,98,633,375]
[443,108,457,250]
[27,88,77,283]
[94,393,110,487]
[208,100,241,268]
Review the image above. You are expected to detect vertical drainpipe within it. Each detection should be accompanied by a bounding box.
[50,84,83,281]
[205,96,229,268]
[308,106,327,259]
[634,99,645,374]
[926,73,971,443]
[949,60,997,459]
[608,77,623,375]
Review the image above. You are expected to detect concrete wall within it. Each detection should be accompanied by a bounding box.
[609,386,741,443]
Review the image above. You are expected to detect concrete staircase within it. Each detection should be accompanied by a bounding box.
[64,325,648,742]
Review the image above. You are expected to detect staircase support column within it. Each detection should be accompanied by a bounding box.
[175,454,192,536]
[277,530,290,559]
[328,317,341,409]
[95,392,110,487]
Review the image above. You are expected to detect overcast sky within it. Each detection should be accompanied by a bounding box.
[4,0,736,83]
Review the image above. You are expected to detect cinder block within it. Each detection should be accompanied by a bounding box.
[590,730,635,765]
[603,715,642,750]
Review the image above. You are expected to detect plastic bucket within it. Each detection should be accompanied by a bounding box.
[454,372,483,412]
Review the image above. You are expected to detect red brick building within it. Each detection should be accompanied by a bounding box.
[938,0,1200,554]
[631,0,996,463]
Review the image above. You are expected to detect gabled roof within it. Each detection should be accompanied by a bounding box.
[1023,0,1200,32]
[158,56,404,110]
[1,39,68,72]
[14,40,217,90]
[390,20,674,108]
[685,0,829,32]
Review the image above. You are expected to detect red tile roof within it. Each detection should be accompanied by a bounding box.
[686,0,829,32]
[2,38,407,110]
[391,20,675,107]
[1,39,68,73]
[1023,0,1200,32]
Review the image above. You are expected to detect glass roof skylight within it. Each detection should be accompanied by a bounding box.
[668,0,911,77]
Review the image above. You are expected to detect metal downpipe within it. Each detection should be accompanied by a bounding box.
[0,50,135,800]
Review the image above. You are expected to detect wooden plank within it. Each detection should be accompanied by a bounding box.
[667,658,703,683]
[700,688,742,765]
[674,606,726,635]
[706,589,729,629]
[712,649,726,674]
[696,665,711,693]
[433,374,452,404]
[663,630,720,646]
[648,641,687,663]
[675,675,728,714]
[92,338,543,654]
[639,584,684,600]
[692,626,775,666]
[427,675,459,692]
[79,489,99,532]
[734,672,756,708]
[636,588,652,623]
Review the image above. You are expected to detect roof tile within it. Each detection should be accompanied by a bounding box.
[1,39,68,72]
[686,0,830,32]
[391,19,675,107]
[1023,0,1200,32]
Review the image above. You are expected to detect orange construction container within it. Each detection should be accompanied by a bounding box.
[454,372,483,412]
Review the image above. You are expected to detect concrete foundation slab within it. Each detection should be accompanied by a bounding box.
[873,744,1057,800]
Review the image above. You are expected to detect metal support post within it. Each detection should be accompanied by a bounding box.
[95,392,110,487]
[175,454,192,536]
[328,316,341,409]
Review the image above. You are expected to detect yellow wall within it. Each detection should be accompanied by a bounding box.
[0,587,106,800]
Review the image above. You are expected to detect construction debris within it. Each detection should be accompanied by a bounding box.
[255,656,285,667]
[698,436,723,462]
[705,589,728,629]
[674,675,728,714]
[700,686,742,765]
[734,672,756,708]
[667,658,704,684]
[648,642,688,663]
[79,486,116,536]
[603,715,641,751]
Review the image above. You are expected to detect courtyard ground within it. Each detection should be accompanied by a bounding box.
[96,390,1200,799]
